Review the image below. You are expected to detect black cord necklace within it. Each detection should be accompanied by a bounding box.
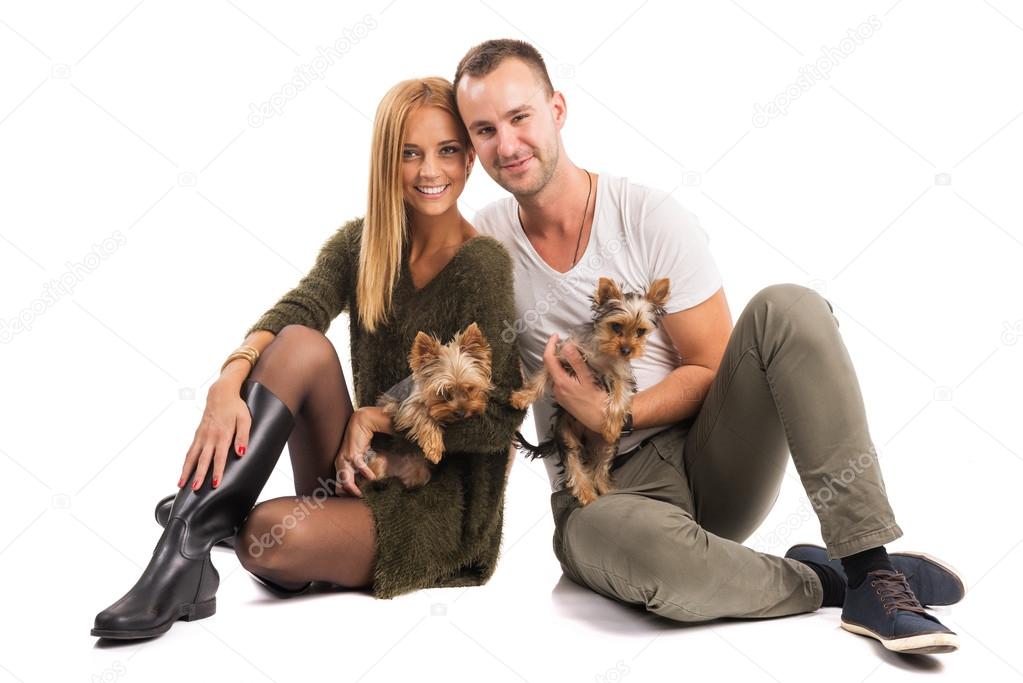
[517,168,592,268]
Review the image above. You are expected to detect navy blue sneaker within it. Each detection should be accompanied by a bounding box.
[841,569,959,654]
[785,544,966,606]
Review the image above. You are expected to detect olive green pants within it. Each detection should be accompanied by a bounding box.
[551,283,903,622]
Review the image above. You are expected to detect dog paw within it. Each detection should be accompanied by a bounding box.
[416,427,445,464]
[573,485,599,506]
[509,390,530,409]
[601,425,621,445]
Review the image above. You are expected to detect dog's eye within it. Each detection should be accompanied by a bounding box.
[438,387,452,401]
[612,323,623,334]
[636,328,647,337]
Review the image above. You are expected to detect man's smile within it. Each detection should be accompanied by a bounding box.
[500,155,533,173]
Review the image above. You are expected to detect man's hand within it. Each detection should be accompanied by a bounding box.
[544,333,608,434]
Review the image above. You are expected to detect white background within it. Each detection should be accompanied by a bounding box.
[1,0,1020,680]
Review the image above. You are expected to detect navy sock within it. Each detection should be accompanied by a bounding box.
[841,545,894,589]
[798,560,846,607]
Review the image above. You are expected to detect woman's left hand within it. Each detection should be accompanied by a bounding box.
[334,407,388,497]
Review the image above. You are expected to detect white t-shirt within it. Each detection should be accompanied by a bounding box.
[473,173,724,491]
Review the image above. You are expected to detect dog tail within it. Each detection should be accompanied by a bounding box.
[513,430,559,461]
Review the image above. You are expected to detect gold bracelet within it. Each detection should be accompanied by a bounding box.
[221,348,257,373]
[220,345,260,373]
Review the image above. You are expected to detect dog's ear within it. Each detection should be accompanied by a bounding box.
[409,331,441,373]
[594,277,623,306]
[457,322,492,365]
[646,278,671,308]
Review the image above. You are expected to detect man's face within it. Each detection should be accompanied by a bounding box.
[456,58,563,197]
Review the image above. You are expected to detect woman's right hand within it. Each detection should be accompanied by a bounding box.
[178,381,252,490]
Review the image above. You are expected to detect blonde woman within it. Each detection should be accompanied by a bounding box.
[92,77,527,639]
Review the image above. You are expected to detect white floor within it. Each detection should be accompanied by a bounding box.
[2,436,1013,683]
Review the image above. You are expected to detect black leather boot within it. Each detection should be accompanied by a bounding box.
[154,493,235,550]
[91,380,295,639]
[155,494,313,597]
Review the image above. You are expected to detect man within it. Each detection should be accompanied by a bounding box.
[453,38,965,655]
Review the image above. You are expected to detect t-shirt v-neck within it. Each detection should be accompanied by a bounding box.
[514,174,603,277]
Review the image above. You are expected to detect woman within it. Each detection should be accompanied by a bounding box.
[91,77,527,639]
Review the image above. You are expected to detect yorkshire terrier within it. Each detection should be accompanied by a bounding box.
[355,322,494,490]
[511,277,670,505]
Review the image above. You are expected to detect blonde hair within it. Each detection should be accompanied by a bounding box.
[357,77,468,333]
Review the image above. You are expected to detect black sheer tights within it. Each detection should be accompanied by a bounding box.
[232,324,377,590]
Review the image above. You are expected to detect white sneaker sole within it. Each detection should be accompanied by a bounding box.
[841,620,960,654]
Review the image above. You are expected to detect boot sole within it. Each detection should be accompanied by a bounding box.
[840,620,960,654]
[250,572,314,598]
[786,544,967,606]
[90,598,216,639]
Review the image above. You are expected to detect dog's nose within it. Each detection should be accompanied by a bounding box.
[455,409,467,418]
[620,347,632,357]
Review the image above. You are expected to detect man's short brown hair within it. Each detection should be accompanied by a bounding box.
[453,39,554,99]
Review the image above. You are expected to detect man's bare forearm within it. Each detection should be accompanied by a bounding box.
[630,364,716,430]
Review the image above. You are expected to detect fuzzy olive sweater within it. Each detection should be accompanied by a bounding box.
[244,217,527,599]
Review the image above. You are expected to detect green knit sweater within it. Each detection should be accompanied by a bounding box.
[244,217,527,599]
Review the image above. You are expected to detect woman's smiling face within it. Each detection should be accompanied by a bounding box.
[401,106,474,217]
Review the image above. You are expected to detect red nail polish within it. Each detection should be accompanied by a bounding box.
[212,477,219,487]
[237,445,246,456]
[177,478,184,487]
[192,480,200,490]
